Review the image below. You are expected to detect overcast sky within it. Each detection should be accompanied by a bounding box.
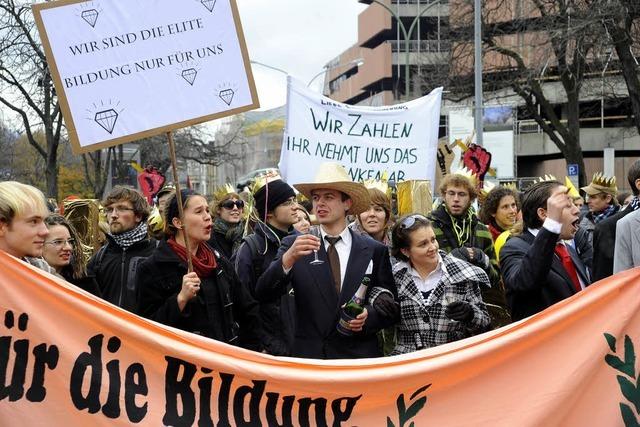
[236,0,367,110]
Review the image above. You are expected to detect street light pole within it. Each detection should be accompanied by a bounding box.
[307,57,365,89]
[252,58,365,89]
[366,0,447,100]
[474,0,484,146]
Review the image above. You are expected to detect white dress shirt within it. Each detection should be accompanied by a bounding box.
[397,255,443,295]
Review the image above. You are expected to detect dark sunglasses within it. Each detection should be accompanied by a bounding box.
[399,214,429,229]
[220,199,244,210]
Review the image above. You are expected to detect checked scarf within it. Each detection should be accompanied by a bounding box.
[111,221,149,250]
[592,204,619,224]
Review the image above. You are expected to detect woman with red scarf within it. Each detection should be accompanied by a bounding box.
[136,190,261,350]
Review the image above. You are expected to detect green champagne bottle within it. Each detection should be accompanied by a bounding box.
[337,277,370,336]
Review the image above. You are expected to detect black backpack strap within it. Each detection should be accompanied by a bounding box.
[243,234,265,279]
[93,242,109,277]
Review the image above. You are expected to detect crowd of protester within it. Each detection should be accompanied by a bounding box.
[2,158,640,359]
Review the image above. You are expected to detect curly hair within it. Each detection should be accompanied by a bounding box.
[439,174,478,201]
[478,187,520,225]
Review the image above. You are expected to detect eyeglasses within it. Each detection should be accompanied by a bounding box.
[104,206,135,215]
[399,214,429,229]
[45,238,75,248]
[220,199,245,210]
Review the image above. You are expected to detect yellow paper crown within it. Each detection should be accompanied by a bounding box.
[452,166,478,188]
[502,182,518,191]
[479,180,496,199]
[213,183,236,202]
[564,177,581,198]
[251,171,283,195]
[534,174,557,184]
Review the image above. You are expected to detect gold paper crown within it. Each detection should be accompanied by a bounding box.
[363,171,390,195]
[534,174,557,184]
[479,180,496,199]
[590,172,617,188]
[502,182,518,191]
[452,166,478,188]
[213,183,236,202]
[251,171,283,195]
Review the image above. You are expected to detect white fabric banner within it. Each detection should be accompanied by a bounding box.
[279,77,442,184]
[33,0,258,153]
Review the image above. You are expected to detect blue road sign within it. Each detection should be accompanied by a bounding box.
[567,164,579,176]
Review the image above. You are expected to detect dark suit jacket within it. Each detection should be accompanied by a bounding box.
[500,228,591,321]
[592,206,635,281]
[255,229,397,359]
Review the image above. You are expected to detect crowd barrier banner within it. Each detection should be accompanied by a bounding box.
[32,0,258,154]
[279,77,442,186]
[1,249,638,426]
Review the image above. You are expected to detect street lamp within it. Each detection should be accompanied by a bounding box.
[250,60,289,77]
[251,58,365,89]
[307,57,365,89]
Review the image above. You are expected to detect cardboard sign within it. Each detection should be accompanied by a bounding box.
[1,250,638,425]
[33,0,259,153]
[279,77,442,185]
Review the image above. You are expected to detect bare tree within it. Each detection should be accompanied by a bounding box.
[0,0,63,197]
[441,0,621,187]
[595,0,640,136]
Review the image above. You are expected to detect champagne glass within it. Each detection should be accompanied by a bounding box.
[309,226,324,265]
[442,294,460,323]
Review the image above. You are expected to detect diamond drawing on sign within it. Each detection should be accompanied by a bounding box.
[181,68,197,85]
[94,109,118,134]
[201,0,216,12]
[81,9,99,27]
[219,89,235,106]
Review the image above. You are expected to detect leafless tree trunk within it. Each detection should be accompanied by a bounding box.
[0,1,63,197]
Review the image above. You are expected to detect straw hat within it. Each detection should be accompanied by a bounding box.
[294,162,371,215]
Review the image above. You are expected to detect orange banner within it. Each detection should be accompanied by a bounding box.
[1,249,639,426]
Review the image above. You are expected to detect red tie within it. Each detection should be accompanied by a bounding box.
[555,243,581,293]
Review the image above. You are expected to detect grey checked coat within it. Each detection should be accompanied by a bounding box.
[370,251,490,355]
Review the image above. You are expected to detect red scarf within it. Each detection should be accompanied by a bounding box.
[167,237,217,278]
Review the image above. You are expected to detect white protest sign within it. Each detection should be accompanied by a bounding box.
[279,77,442,185]
[33,0,259,154]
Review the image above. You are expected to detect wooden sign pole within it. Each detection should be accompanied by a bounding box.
[167,131,194,273]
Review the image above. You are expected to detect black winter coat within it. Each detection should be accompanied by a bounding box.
[234,223,296,355]
[500,228,592,321]
[135,240,261,350]
[87,235,158,311]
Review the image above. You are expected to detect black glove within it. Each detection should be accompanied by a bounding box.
[450,247,471,263]
[445,300,474,322]
[450,247,489,270]
[373,292,400,320]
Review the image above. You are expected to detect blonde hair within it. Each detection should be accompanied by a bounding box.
[0,181,49,225]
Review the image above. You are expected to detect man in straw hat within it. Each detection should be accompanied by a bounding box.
[255,162,398,359]
[579,172,619,245]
